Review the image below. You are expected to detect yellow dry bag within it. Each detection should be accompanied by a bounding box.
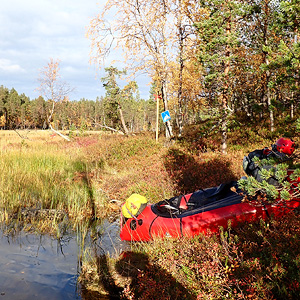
[121,194,148,219]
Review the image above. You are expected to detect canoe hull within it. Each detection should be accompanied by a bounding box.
[120,199,300,242]
[120,176,300,241]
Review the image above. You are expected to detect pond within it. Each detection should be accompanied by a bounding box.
[0,220,128,300]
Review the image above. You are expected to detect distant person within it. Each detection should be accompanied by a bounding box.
[243,137,296,186]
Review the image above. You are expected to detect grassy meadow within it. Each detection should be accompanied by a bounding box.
[0,129,300,299]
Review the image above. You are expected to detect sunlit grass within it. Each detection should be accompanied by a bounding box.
[0,130,109,233]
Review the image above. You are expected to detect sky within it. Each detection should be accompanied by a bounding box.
[0,0,150,101]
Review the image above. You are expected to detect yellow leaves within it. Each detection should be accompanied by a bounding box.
[37,58,61,87]
[0,115,6,127]
[87,0,208,120]
[87,0,178,70]
[183,1,210,23]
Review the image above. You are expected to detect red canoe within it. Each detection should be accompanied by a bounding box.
[120,178,300,242]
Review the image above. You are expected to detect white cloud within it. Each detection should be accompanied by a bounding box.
[0,0,150,100]
[0,0,100,99]
[0,59,25,73]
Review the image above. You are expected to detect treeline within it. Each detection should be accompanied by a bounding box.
[0,85,157,132]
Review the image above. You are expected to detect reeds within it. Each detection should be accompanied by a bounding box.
[0,130,109,234]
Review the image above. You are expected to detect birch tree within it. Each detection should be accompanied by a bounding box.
[87,0,178,139]
[37,58,73,141]
[171,0,205,136]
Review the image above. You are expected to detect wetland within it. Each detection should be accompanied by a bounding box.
[1,129,300,299]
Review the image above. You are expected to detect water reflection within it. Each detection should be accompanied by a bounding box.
[0,219,127,300]
[0,232,80,300]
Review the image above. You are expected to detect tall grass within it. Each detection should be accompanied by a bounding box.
[0,130,109,233]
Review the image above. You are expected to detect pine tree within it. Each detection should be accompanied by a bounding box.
[194,0,242,153]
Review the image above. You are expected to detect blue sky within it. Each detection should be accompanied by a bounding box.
[0,0,150,101]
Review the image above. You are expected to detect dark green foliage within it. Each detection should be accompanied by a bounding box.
[0,85,156,132]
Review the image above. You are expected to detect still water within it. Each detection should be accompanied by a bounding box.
[0,220,127,300]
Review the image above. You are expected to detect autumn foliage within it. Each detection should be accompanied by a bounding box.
[76,130,300,300]
[122,211,300,300]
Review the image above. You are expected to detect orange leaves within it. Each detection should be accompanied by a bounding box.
[45,58,60,83]
[37,58,74,103]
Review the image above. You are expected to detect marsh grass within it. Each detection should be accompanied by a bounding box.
[0,130,174,236]
[0,130,111,234]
